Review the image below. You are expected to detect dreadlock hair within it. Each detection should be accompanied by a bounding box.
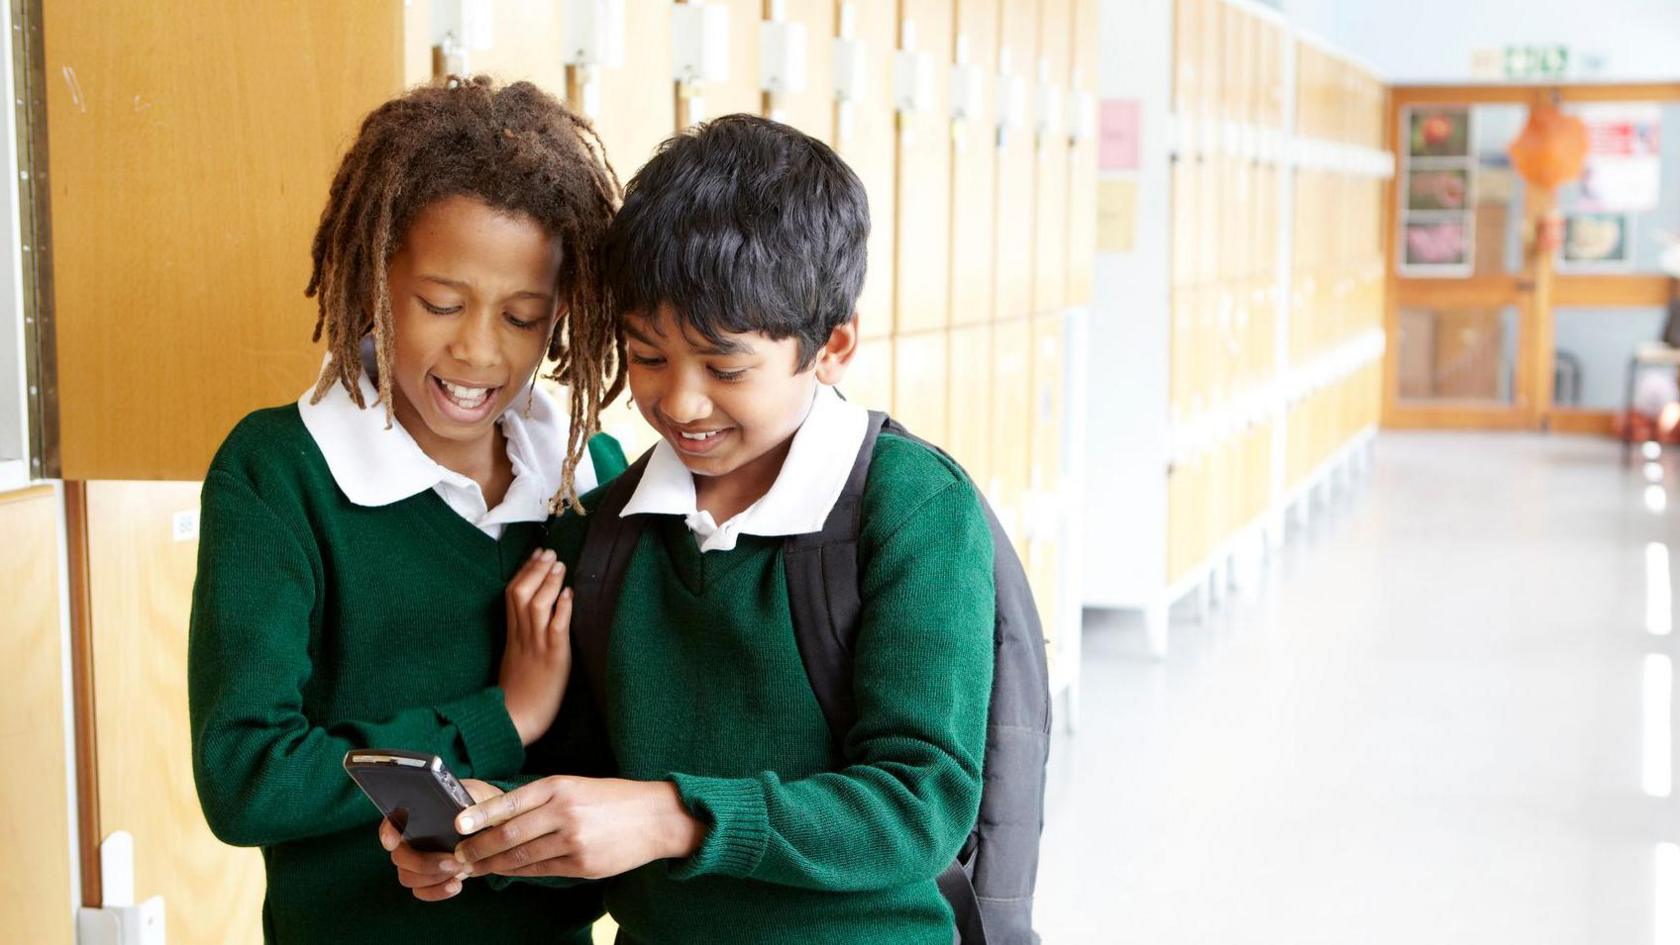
[305,75,624,513]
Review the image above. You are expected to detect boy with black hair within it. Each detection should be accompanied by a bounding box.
[388,115,1013,945]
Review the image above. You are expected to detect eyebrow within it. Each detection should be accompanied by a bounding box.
[623,319,752,357]
[418,274,553,303]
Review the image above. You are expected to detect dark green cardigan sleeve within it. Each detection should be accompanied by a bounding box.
[188,468,525,848]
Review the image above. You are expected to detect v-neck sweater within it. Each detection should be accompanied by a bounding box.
[188,403,624,944]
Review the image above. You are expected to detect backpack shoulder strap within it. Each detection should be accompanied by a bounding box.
[781,409,889,748]
[570,448,653,722]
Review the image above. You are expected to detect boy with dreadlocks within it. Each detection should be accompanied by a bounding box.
[188,76,626,944]
[385,115,1000,945]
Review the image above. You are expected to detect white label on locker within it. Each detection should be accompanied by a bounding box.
[172,510,199,543]
[833,37,869,103]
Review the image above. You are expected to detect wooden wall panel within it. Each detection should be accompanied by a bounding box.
[592,0,678,179]
[843,336,895,412]
[468,2,568,93]
[46,1,407,481]
[1029,311,1064,492]
[699,0,765,122]
[948,0,1000,326]
[892,331,950,447]
[87,481,265,945]
[990,317,1032,556]
[894,0,954,334]
[946,323,993,482]
[1030,0,1071,313]
[1065,0,1098,304]
[991,0,1039,324]
[0,487,75,945]
[772,0,836,143]
[835,0,898,338]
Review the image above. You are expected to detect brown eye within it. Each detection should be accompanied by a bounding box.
[419,297,461,315]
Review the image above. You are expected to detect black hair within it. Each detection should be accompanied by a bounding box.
[601,114,869,368]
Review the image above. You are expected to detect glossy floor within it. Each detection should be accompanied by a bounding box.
[1038,432,1678,944]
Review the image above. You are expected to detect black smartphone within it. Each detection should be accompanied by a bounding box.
[343,749,475,853]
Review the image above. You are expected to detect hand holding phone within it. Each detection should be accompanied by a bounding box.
[343,749,475,853]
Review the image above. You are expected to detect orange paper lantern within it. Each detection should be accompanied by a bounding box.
[1508,101,1588,191]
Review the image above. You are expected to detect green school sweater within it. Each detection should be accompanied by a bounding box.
[188,404,624,944]
[548,432,996,945]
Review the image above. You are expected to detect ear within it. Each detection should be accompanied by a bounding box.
[812,314,860,386]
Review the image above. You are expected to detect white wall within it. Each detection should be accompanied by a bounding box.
[1083,0,1173,609]
[1282,0,1680,83]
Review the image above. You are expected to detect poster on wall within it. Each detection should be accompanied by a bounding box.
[1566,104,1662,213]
[1558,213,1634,271]
[1399,105,1475,276]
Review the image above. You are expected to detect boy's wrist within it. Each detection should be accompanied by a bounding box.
[653,780,705,860]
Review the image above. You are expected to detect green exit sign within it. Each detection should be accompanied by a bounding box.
[1504,45,1570,80]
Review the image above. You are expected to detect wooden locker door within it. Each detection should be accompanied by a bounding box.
[1029,311,1064,494]
[469,2,568,92]
[894,0,955,335]
[893,331,951,447]
[991,0,1039,324]
[990,317,1032,555]
[1030,0,1070,314]
[589,0,677,179]
[45,1,407,481]
[835,0,899,339]
[843,336,895,413]
[690,0,765,123]
[772,0,836,142]
[0,488,75,945]
[1169,288,1193,416]
[1173,0,1201,116]
[1027,537,1060,665]
[1064,0,1098,305]
[949,0,1000,326]
[946,322,993,481]
[86,482,266,945]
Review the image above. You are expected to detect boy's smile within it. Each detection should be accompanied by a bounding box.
[625,304,858,522]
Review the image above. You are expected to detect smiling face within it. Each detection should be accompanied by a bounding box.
[384,194,563,469]
[624,303,858,494]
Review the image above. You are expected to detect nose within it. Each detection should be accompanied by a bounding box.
[448,308,501,370]
[659,370,714,426]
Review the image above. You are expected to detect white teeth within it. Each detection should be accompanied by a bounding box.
[438,378,491,408]
[680,430,721,440]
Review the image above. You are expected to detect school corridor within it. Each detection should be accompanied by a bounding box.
[1041,431,1677,943]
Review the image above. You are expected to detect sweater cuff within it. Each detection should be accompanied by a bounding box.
[665,773,770,881]
[437,687,525,781]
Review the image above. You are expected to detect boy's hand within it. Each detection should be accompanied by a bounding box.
[450,776,705,881]
[501,549,573,746]
[380,779,503,902]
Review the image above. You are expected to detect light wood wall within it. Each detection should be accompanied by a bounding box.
[0,487,75,945]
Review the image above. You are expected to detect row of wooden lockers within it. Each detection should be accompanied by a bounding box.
[1170,161,1388,289]
[1165,362,1382,584]
[1290,172,1388,269]
[1171,0,1387,151]
[1171,159,1287,288]
[1287,268,1387,364]
[1166,271,1383,419]
[1172,0,1292,131]
[40,0,1100,483]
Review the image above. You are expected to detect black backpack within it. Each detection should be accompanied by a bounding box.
[571,410,1052,945]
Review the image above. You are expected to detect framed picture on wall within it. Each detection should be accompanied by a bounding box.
[1407,106,1471,159]
[1399,105,1477,277]
[1558,213,1634,271]
[1406,168,1471,212]
[1402,217,1473,275]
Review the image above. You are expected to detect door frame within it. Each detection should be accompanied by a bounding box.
[1382,82,1680,431]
